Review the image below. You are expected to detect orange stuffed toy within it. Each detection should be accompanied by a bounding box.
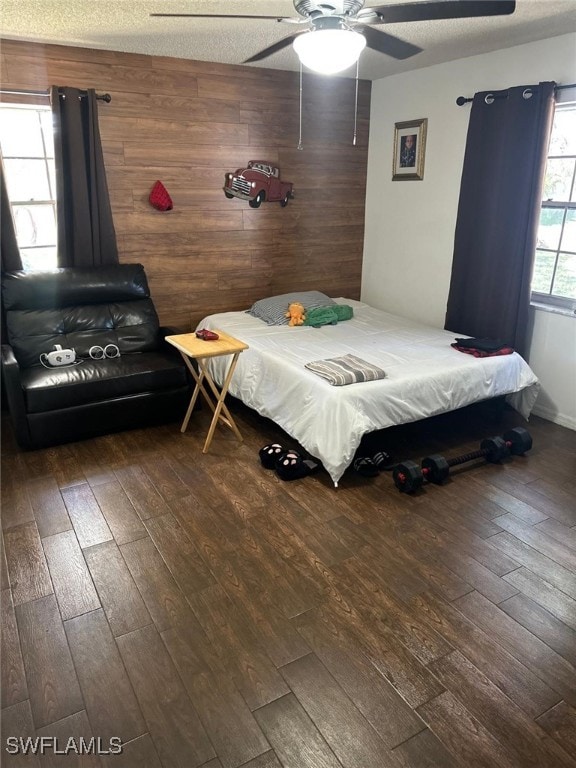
[286,301,306,326]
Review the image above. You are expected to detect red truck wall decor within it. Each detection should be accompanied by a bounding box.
[223,161,294,208]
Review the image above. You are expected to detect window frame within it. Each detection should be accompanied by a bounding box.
[0,102,58,271]
[531,100,576,315]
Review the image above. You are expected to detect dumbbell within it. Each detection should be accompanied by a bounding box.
[393,427,532,493]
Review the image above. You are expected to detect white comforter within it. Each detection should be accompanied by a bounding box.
[200,299,540,485]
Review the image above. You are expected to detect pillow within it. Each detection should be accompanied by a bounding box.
[247,291,336,326]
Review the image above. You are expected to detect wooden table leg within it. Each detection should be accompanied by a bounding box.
[177,349,244,450]
[201,352,243,453]
[179,353,216,433]
[201,358,243,441]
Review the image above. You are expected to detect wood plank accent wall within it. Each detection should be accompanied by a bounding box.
[0,39,371,330]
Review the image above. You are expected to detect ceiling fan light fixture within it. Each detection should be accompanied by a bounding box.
[293,28,366,75]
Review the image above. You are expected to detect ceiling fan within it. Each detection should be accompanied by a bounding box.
[151,0,516,74]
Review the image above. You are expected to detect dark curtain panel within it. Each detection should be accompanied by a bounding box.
[445,82,556,358]
[1,157,22,345]
[51,86,118,267]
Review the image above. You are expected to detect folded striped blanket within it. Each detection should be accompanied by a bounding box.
[305,354,386,386]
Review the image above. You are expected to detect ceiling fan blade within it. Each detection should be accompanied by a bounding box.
[150,13,292,20]
[243,32,303,63]
[361,0,515,24]
[361,26,422,59]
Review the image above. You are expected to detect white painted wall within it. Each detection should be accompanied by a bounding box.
[362,33,576,429]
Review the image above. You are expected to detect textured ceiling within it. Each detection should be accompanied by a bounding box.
[1,0,575,81]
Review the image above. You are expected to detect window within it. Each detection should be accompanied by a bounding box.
[0,104,58,270]
[532,102,576,312]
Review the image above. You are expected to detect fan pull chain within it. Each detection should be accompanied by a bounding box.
[353,59,359,146]
[298,60,303,150]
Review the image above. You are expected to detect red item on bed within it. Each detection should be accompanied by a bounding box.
[451,344,514,358]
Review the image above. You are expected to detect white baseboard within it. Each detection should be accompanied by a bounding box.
[531,404,576,431]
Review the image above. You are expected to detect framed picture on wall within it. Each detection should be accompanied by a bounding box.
[392,118,427,180]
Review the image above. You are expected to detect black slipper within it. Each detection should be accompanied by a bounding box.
[276,450,319,481]
[259,443,286,469]
[373,451,395,471]
[353,456,379,477]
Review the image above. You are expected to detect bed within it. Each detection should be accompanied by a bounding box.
[199,298,540,486]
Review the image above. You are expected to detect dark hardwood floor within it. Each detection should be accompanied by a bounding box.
[1,401,576,767]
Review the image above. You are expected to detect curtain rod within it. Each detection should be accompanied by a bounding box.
[0,87,112,102]
[456,82,576,106]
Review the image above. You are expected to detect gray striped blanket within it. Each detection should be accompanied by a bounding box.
[305,354,386,386]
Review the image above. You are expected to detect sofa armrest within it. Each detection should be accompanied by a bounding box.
[159,326,187,356]
[1,344,32,448]
[159,326,186,340]
[158,327,197,392]
[159,326,188,359]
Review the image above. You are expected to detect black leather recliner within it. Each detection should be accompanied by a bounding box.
[1,263,191,449]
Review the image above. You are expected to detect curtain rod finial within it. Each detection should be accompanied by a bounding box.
[456,96,469,106]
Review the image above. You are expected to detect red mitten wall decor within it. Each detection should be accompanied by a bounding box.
[149,180,173,211]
